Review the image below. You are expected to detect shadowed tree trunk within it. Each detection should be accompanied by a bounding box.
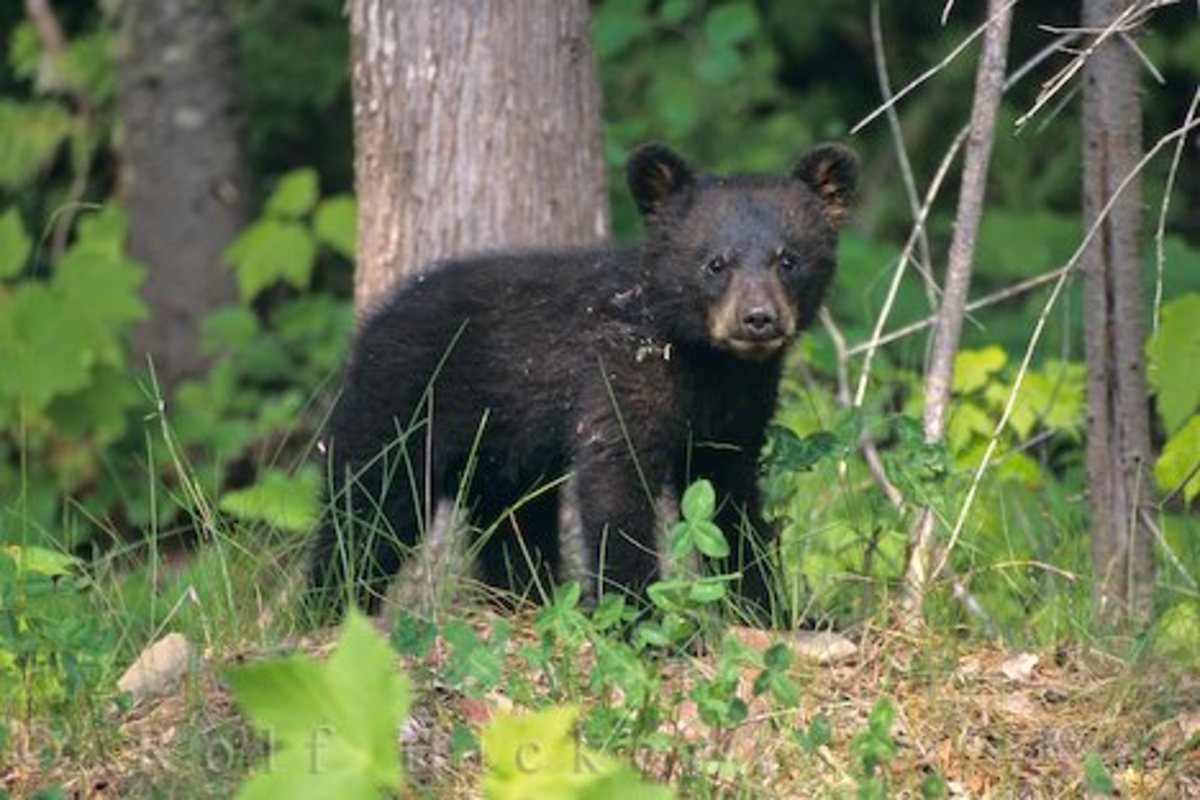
[116,0,249,386]
[348,0,609,312]
[1080,0,1155,626]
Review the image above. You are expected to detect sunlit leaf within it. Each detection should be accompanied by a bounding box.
[227,611,408,800]
[953,346,1007,395]
[266,168,319,219]
[1154,415,1200,503]
[1147,293,1200,434]
[314,195,356,260]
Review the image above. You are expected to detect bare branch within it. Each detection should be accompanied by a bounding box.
[851,0,1019,136]
[871,1,938,309]
[851,31,1078,409]
[1152,85,1200,333]
[905,0,1013,616]
[846,266,1069,357]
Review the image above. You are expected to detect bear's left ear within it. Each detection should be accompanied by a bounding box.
[627,144,696,218]
[793,143,859,228]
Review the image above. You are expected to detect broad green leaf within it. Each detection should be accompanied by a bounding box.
[228,610,408,800]
[953,346,1007,395]
[225,219,317,301]
[947,400,993,454]
[266,168,319,218]
[703,2,759,48]
[0,283,93,412]
[680,479,715,522]
[482,706,671,799]
[0,207,31,279]
[691,520,729,559]
[2,545,79,577]
[687,577,727,603]
[314,195,356,260]
[667,522,695,561]
[1154,415,1200,503]
[1147,293,1200,433]
[218,467,319,533]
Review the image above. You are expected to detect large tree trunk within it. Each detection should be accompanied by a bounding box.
[116,0,249,386]
[348,0,608,312]
[1081,0,1155,626]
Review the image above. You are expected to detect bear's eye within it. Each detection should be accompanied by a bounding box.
[778,251,801,274]
[703,255,729,277]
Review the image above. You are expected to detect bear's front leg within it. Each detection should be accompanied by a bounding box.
[573,443,670,609]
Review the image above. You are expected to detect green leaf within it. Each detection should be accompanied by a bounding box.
[658,0,692,24]
[1147,293,1200,433]
[266,168,319,219]
[391,613,437,659]
[762,642,791,672]
[680,479,716,522]
[703,2,760,48]
[953,346,1007,395]
[218,467,319,533]
[314,195,356,260]
[0,100,71,190]
[0,207,31,279]
[767,426,838,473]
[2,545,80,577]
[0,284,92,412]
[1082,752,1114,795]
[687,577,728,603]
[227,610,408,800]
[483,705,674,799]
[593,0,651,60]
[691,520,729,559]
[225,219,317,301]
[1155,415,1200,503]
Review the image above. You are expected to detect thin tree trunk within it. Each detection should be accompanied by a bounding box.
[349,0,609,312]
[1081,0,1154,626]
[117,0,249,387]
[903,0,1013,621]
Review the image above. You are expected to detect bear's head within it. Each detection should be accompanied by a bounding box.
[627,143,858,360]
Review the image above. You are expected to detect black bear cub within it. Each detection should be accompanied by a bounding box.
[309,142,857,620]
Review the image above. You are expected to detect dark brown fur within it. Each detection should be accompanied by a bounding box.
[308,143,857,620]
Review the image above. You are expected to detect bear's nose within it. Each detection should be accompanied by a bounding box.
[742,308,777,336]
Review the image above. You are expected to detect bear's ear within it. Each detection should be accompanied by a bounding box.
[793,143,859,227]
[627,144,695,217]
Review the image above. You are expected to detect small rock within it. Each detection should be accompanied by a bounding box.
[997,651,1039,683]
[794,631,858,665]
[117,633,194,706]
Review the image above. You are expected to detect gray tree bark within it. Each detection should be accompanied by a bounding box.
[116,0,249,386]
[348,0,609,312]
[1081,0,1155,625]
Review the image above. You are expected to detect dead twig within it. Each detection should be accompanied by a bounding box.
[903,0,1013,621]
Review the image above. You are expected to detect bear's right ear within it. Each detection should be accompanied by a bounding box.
[626,144,695,217]
[793,143,859,228]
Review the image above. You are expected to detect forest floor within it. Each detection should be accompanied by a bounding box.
[5,610,1199,798]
